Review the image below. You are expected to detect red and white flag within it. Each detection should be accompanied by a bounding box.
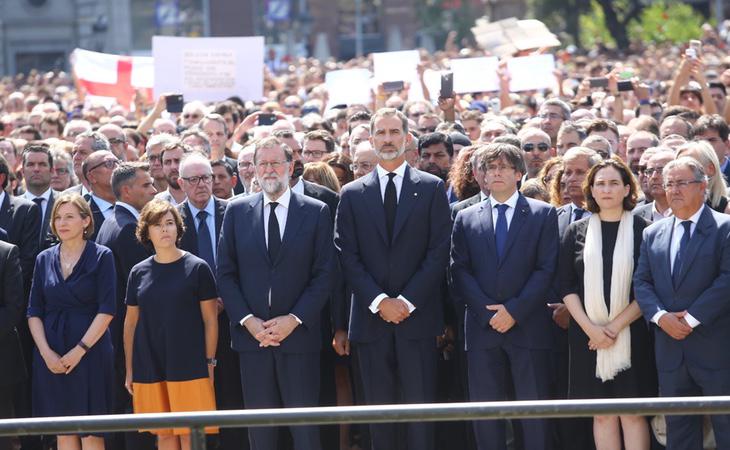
[70,48,154,109]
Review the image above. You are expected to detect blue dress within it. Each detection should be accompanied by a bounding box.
[27,241,116,418]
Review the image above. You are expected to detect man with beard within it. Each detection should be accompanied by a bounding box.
[418,132,456,203]
[217,136,335,450]
[517,128,556,180]
[154,141,193,205]
[335,108,451,450]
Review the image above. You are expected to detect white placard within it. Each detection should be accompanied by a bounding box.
[152,36,264,102]
[450,57,500,93]
[325,69,372,109]
[372,50,424,101]
[507,54,556,92]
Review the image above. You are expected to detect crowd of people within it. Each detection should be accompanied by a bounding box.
[1,25,730,450]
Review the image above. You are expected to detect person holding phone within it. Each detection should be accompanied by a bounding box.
[667,44,717,115]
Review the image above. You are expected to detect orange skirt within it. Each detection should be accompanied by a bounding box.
[133,378,218,435]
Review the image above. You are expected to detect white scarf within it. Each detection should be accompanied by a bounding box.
[583,211,634,382]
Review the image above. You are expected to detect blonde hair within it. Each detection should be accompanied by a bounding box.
[50,193,94,240]
[302,162,341,193]
[677,141,726,209]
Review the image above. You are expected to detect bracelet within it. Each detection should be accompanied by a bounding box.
[78,341,90,352]
[206,358,217,367]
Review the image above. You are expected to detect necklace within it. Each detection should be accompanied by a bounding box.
[60,246,83,275]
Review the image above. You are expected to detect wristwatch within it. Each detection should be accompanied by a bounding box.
[206,358,217,367]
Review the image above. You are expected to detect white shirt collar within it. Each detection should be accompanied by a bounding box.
[488,190,519,209]
[115,201,140,220]
[674,204,705,229]
[187,197,215,219]
[571,202,585,213]
[90,194,114,212]
[376,160,408,180]
[480,191,488,202]
[652,201,672,218]
[24,188,51,202]
[292,177,305,195]
[0,190,5,207]
[263,188,292,210]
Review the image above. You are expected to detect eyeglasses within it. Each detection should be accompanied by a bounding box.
[283,104,300,109]
[419,127,437,133]
[644,167,665,177]
[87,159,119,172]
[107,137,126,145]
[485,164,515,173]
[147,154,161,163]
[538,113,562,120]
[522,143,550,152]
[238,162,254,169]
[181,174,213,185]
[350,162,375,172]
[637,165,647,175]
[256,160,288,170]
[183,113,202,119]
[663,180,702,190]
[303,150,326,159]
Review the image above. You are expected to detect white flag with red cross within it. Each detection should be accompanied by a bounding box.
[70,48,154,109]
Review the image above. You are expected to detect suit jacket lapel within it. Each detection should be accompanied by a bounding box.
[251,195,269,262]
[182,202,199,253]
[362,170,389,244]
[479,200,496,257]
[500,194,528,266]
[392,166,420,243]
[653,219,674,289]
[0,194,12,230]
[214,199,226,245]
[675,207,713,287]
[557,206,570,235]
[276,193,305,265]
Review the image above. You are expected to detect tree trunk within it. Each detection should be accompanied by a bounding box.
[595,0,630,49]
[565,0,582,48]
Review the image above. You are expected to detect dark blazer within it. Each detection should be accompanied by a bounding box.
[635,206,730,371]
[177,197,228,256]
[302,180,339,224]
[0,241,27,387]
[723,159,730,184]
[335,165,451,343]
[450,194,559,350]
[217,191,336,353]
[39,190,60,250]
[96,205,151,347]
[631,202,654,223]
[556,203,572,237]
[86,196,108,242]
[450,192,482,221]
[0,194,41,292]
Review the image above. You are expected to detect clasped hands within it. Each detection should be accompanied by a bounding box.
[245,315,299,347]
[486,304,515,333]
[378,298,411,324]
[587,323,620,351]
[658,311,693,340]
[42,346,85,375]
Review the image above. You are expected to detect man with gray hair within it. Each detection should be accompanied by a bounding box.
[538,98,571,144]
[65,130,110,196]
[62,119,92,142]
[581,134,612,159]
[145,133,177,193]
[518,128,556,179]
[635,156,730,450]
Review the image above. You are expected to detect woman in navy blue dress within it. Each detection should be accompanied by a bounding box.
[27,193,116,450]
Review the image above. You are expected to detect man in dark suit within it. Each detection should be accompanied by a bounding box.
[20,142,59,249]
[218,136,335,450]
[335,108,451,450]
[64,130,110,197]
[96,162,156,450]
[0,241,26,450]
[450,143,558,450]
[556,147,601,236]
[632,150,675,223]
[176,153,247,450]
[635,157,730,450]
[692,114,730,183]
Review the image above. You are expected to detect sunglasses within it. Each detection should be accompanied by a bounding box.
[522,143,550,152]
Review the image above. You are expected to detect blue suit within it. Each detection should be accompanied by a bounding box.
[635,206,730,450]
[450,193,558,450]
[217,190,335,450]
[335,165,451,450]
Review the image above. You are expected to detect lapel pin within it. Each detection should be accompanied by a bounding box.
[414,192,418,197]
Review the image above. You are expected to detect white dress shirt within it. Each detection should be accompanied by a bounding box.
[23,188,52,219]
[488,190,519,230]
[90,194,115,219]
[291,177,305,195]
[651,205,704,328]
[651,201,673,222]
[369,161,416,315]
[187,198,216,260]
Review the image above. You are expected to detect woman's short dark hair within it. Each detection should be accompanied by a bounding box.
[136,199,186,247]
[582,156,638,213]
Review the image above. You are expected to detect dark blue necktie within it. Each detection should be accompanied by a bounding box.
[495,204,509,260]
[196,210,216,271]
[672,220,692,286]
[573,207,585,222]
[32,197,45,240]
[268,202,282,261]
[384,173,397,244]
